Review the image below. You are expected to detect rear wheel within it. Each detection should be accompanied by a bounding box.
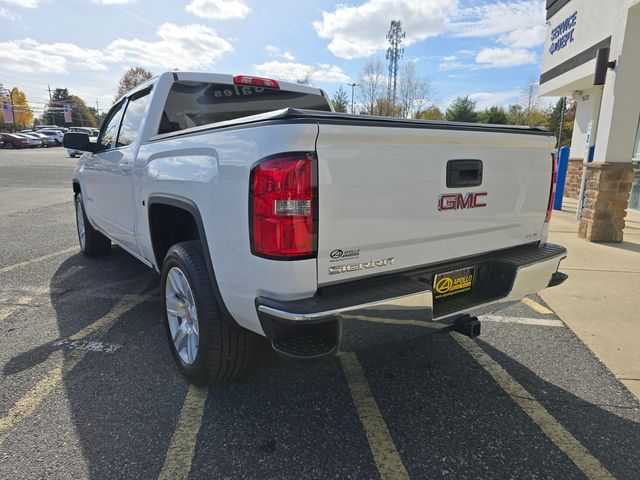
[161,241,253,385]
[75,193,111,257]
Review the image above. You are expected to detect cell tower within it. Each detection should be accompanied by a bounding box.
[386,20,405,107]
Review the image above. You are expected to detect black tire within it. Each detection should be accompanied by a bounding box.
[75,192,111,257]
[161,241,253,385]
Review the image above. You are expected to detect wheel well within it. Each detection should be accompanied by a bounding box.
[149,203,200,268]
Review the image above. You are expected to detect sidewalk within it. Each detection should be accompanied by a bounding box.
[540,198,640,399]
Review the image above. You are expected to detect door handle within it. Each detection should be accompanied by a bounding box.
[117,162,132,173]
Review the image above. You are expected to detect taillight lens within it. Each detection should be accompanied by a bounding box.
[250,153,316,259]
[546,152,558,222]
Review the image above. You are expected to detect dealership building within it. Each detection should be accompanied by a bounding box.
[540,0,640,242]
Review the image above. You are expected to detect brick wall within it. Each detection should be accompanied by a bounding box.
[563,158,584,199]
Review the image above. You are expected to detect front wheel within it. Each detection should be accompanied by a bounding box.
[75,193,111,257]
[161,241,254,385]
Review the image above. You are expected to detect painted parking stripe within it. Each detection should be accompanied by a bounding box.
[522,297,554,315]
[0,293,153,447]
[157,385,209,480]
[0,247,77,275]
[479,315,564,327]
[340,352,410,480]
[452,333,615,480]
[0,287,50,323]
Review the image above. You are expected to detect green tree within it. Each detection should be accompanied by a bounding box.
[332,86,350,113]
[477,105,508,125]
[547,98,575,147]
[416,106,444,120]
[115,67,154,101]
[445,96,477,122]
[506,104,525,125]
[43,88,96,127]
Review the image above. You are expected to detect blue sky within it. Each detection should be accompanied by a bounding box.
[0,0,549,117]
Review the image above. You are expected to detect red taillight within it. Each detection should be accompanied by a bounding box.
[234,75,280,89]
[250,153,316,259]
[546,152,558,222]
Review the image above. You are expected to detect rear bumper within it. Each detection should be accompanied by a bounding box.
[256,243,567,357]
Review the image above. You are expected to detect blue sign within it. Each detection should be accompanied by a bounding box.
[549,11,577,55]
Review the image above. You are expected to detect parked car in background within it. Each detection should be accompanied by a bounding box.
[35,125,64,131]
[14,133,43,148]
[37,129,65,145]
[30,132,57,147]
[0,133,29,149]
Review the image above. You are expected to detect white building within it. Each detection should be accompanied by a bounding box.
[540,0,640,242]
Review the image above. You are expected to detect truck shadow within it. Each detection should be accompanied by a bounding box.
[8,250,638,479]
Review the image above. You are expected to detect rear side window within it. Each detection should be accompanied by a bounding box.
[117,88,152,147]
[159,81,331,134]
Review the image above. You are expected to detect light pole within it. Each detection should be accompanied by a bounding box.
[348,83,357,114]
[9,88,18,131]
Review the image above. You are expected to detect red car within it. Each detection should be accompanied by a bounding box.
[0,133,29,149]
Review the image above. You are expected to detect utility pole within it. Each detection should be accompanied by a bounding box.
[386,20,405,109]
[9,88,17,131]
[47,84,55,125]
[557,96,566,149]
[347,82,357,114]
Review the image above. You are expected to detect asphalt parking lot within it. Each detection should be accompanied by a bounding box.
[1,147,639,480]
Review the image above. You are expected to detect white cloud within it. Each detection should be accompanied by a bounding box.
[475,47,536,68]
[0,38,105,73]
[468,90,519,109]
[0,6,18,18]
[442,55,457,62]
[1,0,41,7]
[253,61,350,84]
[186,0,250,20]
[313,0,457,59]
[92,0,134,4]
[265,44,296,62]
[106,23,232,70]
[0,23,233,74]
[447,1,545,45]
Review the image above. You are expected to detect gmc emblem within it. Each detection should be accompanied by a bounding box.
[438,192,487,211]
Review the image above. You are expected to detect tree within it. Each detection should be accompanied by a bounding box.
[396,62,434,119]
[0,86,33,130]
[358,59,386,115]
[115,67,154,101]
[331,86,349,113]
[477,105,508,125]
[506,104,525,125]
[43,88,96,128]
[416,106,444,120]
[445,96,477,123]
[295,67,315,86]
[547,98,575,147]
[520,78,542,125]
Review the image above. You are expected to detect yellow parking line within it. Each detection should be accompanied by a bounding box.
[0,247,77,275]
[340,352,410,480]
[0,293,153,447]
[452,333,615,480]
[0,308,13,322]
[158,385,209,480]
[522,297,554,315]
[0,287,50,323]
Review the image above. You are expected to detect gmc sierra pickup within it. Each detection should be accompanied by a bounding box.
[64,71,567,385]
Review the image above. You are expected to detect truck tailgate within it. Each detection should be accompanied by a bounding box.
[315,122,556,285]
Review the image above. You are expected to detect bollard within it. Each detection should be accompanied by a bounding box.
[553,145,570,211]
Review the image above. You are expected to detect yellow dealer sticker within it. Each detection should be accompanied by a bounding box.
[434,267,475,300]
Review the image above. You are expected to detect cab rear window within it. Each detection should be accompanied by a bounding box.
[159,81,331,134]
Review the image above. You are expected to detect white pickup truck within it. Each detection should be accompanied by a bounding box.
[65,71,567,385]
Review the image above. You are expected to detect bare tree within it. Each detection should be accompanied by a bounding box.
[358,59,386,115]
[397,62,435,119]
[295,67,315,86]
[115,67,154,101]
[520,77,540,122]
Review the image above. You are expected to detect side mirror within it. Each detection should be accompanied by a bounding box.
[63,132,96,153]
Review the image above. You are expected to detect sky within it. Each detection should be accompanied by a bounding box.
[0,0,550,117]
